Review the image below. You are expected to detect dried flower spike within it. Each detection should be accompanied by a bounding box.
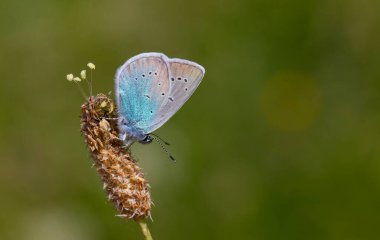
[80,94,151,220]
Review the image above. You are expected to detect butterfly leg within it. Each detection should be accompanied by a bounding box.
[120,133,127,141]
[118,133,135,150]
[102,117,119,121]
[121,141,134,152]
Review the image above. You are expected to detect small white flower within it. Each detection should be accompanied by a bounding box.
[80,70,86,79]
[87,62,96,70]
[66,73,74,81]
[73,77,82,82]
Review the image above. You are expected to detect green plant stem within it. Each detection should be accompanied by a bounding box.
[136,218,153,240]
[75,81,88,99]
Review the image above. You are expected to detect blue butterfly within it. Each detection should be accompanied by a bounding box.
[115,53,205,158]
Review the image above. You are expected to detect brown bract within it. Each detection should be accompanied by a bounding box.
[80,93,151,220]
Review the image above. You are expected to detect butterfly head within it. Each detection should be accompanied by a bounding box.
[139,135,153,144]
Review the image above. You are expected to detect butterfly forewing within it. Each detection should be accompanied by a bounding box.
[116,53,170,132]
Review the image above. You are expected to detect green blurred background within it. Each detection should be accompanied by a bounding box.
[1,0,380,239]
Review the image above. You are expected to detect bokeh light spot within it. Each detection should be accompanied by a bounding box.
[260,72,321,132]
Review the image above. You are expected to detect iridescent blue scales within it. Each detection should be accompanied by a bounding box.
[115,52,205,146]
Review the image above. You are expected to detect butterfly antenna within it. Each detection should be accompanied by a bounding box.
[151,136,175,162]
[151,133,170,145]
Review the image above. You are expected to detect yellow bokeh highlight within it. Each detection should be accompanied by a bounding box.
[260,71,321,132]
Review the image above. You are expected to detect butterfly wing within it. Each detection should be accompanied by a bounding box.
[115,53,170,133]
[144,58,205,133]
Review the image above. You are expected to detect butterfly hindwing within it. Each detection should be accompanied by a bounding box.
[115,53,170,132]
[145,58,205,133]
